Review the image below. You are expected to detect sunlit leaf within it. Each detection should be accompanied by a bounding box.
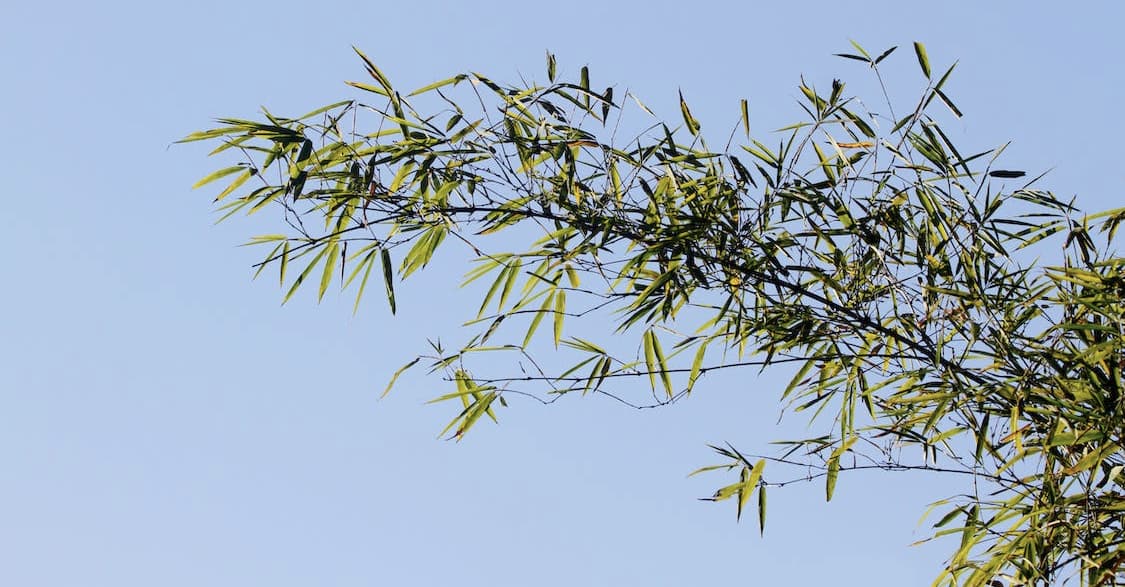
[913,41,931,78]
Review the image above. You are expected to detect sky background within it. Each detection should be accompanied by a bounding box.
[2,2,1123,586]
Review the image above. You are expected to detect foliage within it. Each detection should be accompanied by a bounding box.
[183,42,1125,585]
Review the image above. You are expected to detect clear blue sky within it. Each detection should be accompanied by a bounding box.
[2,2,1122,585]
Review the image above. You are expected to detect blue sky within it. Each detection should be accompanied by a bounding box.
[2,2,1122,585]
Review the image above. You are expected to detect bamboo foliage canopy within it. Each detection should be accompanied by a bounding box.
[183,42,1125,585]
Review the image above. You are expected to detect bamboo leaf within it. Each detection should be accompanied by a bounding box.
[651,331,673,398]
[278,241,290,288]
[825,455,840,501]
[757,484,767,535]
[688,339,708,392]
[643,329,658,392]
[740,99,750,138]
[913,41,932,79]
[498,261,520,311]
[283,246,328,304]
[737,466,750,521]
[381,248,396,314]
[825,436,857,502]
[522,290,555,348]
[347,248,378,314]
[381,357,420,398]
[848,40,872,60]
[407,75,466,97]
[318,241,339,302]
[352,46,393,94]
[874,45,897,64]
[679,90,701,136]
[192,166,244,189]
[475,261,509,319]
[553,289,566,348]
[214,169,253,201]
[346,80,389,97]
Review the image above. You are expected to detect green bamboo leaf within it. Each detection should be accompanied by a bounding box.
[679,90,701,136]
[643,329,658,392]
[737,466,751,521]
[710,480,743,501]
[453,391,497,440]
[812,142,836,185]
[401,226,446,277]
[444,112,463,132]
[936,87,963,118]
[848,40,872,60]
[478,315,506,345]
[177,125,244,143]
[318,241,339,302]
[522,290,555,348]
[381,248,396,314]
[498,261,520,311]
[244,234,289,245]
[629,92,655,117]
[352,46,393,94]
[630,270,676,311]
[192,166,244,189]
[553,289,566,348]
[757,484,767,535]
[913,41,931,79]
[833,53,869,64]
[564,264,580,288]
[296,99,353,121]
[874,45,897,64]
[716,457,766,521]
[382,357,419,398]
[825,455,840,501]
[840,107,876,138]
[407,75,466,97]
[743,459,766,522]
[740,99,750,138]
[687,463,734,477]
[584,356,610,394]
[580,66,590,108]
[346,80,390,97]
[782,354,819,401]
[213,169,253,201]
[283,246,328,304]
[294,139,313,167]
[252,243,283,280]
[426,386,490,405]
[278,241,290,287]
[347,248,378,315]
[651,331,673,398]
[687,339,708,392]
[475,262,509,319]
[546,51,556,82]
[825,436,857,501]
[389,161,416,193]
[933,61,957,91]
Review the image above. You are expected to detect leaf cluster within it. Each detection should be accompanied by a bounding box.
[184,43,1125,586]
